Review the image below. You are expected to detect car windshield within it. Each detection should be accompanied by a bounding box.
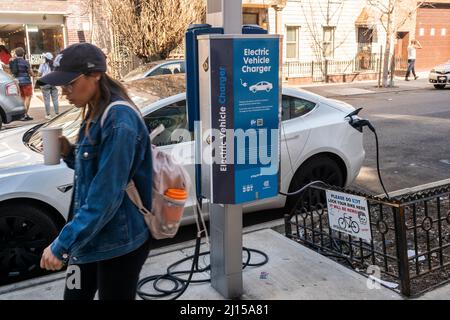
[26,74,186,152]
[121,62,160,82]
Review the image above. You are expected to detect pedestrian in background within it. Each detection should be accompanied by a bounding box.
[38,52,59,119]
[38,43,152,300]
[405,39,422,81]
[9,47,34,120]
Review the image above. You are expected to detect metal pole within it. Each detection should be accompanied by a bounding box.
[378,45,383,88]
[390,48,395,87]
[206,0,243,299]
[393,206,411,296]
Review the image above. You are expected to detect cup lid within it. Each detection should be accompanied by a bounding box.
[164,188,188,200]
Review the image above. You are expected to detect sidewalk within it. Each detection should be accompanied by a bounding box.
[2,90,72,130]
[0,227,401,300]
[1,218,449,300]
[287,72,430,99]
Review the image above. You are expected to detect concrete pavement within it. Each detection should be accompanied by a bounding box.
[0,228,402,300]
[1,90,72,130]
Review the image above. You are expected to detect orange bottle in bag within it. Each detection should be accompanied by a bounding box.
[163,188,188,225]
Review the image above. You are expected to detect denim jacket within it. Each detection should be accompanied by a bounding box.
[51,99,152,264]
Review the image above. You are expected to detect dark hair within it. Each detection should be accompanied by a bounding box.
[14,47,25,57]
[83,73,139,137]
[0,45,10,55]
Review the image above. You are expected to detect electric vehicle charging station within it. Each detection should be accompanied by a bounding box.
[185,0,281,299]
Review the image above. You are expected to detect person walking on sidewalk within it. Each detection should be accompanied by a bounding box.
[9,47,34,120]
[38,52,59,119]
[38,43,153,300]
[405,39,422,81]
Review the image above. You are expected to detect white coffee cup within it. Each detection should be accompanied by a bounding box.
[41,127,62,165]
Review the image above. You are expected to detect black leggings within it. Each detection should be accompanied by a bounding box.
[63,240,150,300]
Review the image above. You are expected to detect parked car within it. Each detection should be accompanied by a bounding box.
[428,60,450,89]
[0,74,365,282]
[0,70,26,130]
[121,59,185,82]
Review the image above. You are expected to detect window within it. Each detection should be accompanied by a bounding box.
[419,28,425,36]
[286,26,299,60]
[144,100,191,146]
[243,13,258,25]
[430,28,435,36]
[323,26,335,58]
[442,28,447,36]
[282,95,316,120]
[149,62,185,76]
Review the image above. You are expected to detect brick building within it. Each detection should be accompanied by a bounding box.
[0,0,90,71]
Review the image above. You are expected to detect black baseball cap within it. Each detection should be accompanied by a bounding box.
[38,42,107,86]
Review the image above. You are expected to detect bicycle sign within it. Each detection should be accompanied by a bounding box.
[326,190,372,241]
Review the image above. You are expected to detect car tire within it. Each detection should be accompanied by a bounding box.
[0,204,60,283]
[434,84,446,89]
[285,156,345,214]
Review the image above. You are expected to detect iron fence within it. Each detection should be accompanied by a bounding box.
[284,182,450,297]
[283,54,380,82]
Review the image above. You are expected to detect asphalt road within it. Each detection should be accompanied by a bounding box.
[337,86,450,195]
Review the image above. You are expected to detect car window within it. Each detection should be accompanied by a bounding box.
[143,100,191,146]
[148,62,185,77]
[282,95,316,120]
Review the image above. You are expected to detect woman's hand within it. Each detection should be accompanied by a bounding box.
[59,136,72,157]
[40,245,64,271]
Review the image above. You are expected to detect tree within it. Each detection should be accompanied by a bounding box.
[298,0,353,82]
[103,0,205,62]
[367,0,425,87]
[83,0,205,76]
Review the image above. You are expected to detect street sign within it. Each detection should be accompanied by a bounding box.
[326,190,372,242]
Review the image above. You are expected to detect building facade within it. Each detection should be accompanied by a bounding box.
[0,0,90,71]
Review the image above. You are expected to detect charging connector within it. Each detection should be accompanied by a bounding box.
[345,112,390,200]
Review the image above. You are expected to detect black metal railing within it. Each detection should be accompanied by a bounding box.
[283,54,380,82]
[284,182,450,297]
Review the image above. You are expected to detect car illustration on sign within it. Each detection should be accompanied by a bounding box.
[249,81,273,93]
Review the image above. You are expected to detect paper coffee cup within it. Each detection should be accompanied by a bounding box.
[41,127,62,165]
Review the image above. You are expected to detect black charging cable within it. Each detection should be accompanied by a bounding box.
[136,242,269,300]
[347,117,390,199]
[136,196,269,300]
[279,115,390,200]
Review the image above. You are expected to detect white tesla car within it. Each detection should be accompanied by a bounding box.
[0,74,365,282]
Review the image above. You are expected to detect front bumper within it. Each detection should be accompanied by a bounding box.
[429,73,450,85]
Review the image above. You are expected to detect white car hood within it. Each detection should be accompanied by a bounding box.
[0,125,44,174]
[433,62,450,73]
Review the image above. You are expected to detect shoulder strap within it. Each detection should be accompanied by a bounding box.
[100,100,151,215]
[100,100,142,128]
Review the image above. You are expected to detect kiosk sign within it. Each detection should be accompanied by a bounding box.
[326,190,372,241]
[198,35,280,204]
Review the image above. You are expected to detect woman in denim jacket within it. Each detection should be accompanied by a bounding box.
[38,43,152,300]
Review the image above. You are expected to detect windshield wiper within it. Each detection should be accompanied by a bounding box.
[22,123,44,144]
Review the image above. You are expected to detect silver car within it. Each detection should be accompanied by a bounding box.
[428,60,450,89]
[121,59,185,82]
[0,70,25,130]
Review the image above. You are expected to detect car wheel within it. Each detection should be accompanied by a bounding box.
[285,156,345,214]
[0,204,60,283]
[434,84,446,89]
